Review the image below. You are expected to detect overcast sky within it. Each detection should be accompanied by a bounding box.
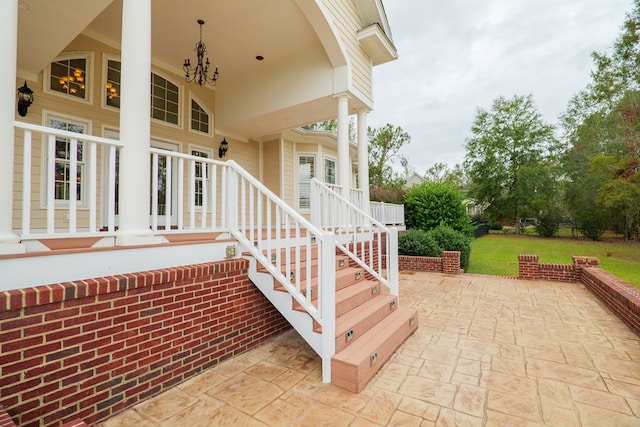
[367,0,632,176]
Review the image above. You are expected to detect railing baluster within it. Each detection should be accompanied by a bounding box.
[107,146,116,232]
[21,130,31,236]
[249,184,254,246]
[189,159,195,229]
[68,138,77,233]
[201,162,207,229]
[211,164,217,229]
[177,157,184,230]
[46,134,55,234]
[165,156,172,231]
[151,153,159,231]
[88,141,97,233]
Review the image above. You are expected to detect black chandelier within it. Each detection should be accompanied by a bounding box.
[183,19,219,86]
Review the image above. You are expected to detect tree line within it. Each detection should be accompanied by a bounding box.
[368,0,640,241]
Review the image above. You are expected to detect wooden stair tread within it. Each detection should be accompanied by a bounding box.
[278,267,362,293]
[331,306,418,393]
[334,294,397,337]
[331,294,399,353]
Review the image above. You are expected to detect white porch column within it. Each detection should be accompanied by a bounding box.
[336,94,350,200]
[116,0,161,246]
[357,109,370,215]
[0,0,25,254]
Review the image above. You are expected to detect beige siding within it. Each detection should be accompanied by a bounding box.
[322,0,373,102]
[281,139,295,208]
[262,139,281,197]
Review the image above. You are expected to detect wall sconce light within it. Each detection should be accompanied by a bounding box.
[17,81,34,117]
[218,138,228,158]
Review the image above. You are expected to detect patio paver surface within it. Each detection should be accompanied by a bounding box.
[99,272,640,426]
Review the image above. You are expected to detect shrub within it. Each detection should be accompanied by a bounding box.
[575,207,609,241]
[404,182,474,236]
[535,210,560,238]
[369,186,406,205]
[398,229,441,257]
[428,225,472,269]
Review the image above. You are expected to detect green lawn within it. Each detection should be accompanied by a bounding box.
[467,234,640,288]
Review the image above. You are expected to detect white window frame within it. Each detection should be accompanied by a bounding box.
[40,111,92,209]
[189,145,213,211]
[324,156,337,185]
[150,71,183,129]
[296,154,316,212]
[44,52,94,105]
[188,95,213,137]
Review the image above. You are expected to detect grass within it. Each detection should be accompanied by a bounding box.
[467,234,640,288]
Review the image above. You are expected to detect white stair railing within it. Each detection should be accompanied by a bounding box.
[223,161,336,383]
[370,201,405,226]
[310,178,398,296]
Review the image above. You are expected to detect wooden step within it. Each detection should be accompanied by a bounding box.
[331,294,398,353]
[258,255,351,279]
[335,279,380,317]
[286,266,365,300]
[331,306,418,393]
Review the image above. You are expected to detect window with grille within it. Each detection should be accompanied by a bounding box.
[48,55,90,101]
[297,155,315,210]
[191,100,210,134]
[105,59,121,108]
[192,148,211,207]
[47,116,88,203]
[151,73,179,125]
[324,157,336,185]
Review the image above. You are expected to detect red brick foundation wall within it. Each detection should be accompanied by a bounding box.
[0,260,289,427]
[518,254,640,336]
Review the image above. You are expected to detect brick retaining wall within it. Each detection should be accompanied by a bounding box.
[580,267,640,335]
[518,254,640,336]
[0,260,289,427]
[390,251,462,274]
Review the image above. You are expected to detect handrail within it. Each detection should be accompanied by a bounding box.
[222,161,336,381]
[310,178,398,296]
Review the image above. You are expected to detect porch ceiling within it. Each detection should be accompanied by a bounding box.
[17,0,350,137]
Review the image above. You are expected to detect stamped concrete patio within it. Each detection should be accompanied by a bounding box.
[99,272,640,426]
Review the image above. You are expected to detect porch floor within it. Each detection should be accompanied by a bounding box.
[98,272,640,426]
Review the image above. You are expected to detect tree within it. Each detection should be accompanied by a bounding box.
[464,95,560,234]
[559,2,640,240]
[368,124,411,188]
[304,118,356,141]
[424,162,468,188]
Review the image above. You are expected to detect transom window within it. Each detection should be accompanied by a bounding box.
[297,155,315,210]
[102,60,180,126]
[151,73,179,125]
[48,55,90,101]
[191,100,210,134]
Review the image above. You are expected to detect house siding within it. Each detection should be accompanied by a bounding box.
[0,259,289,427]
[262,139,281,197]
[322,0,373,103]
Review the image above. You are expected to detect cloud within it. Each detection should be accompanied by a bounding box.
[369,0,631,175]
